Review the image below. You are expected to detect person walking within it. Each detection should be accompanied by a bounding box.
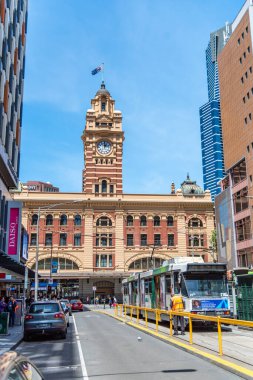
[0,297,6,313]
[109,297,113,309]
[7,296,18,327]
[170,292,185,335]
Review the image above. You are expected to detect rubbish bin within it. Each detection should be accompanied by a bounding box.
[0,312,9,335]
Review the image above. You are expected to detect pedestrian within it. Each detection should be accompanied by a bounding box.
[113,296,117,305]
[0,297,6,313]
[109,297,112,309]
[170,292,185,335]
[86,296,90,305]
[7,296,18,327]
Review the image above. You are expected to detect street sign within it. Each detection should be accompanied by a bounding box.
[92,286,96,291]
[51,261,58,274]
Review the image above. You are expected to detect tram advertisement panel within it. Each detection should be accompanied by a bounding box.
[192,299,228,310]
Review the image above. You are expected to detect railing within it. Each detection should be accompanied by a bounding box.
[114,304,253,356]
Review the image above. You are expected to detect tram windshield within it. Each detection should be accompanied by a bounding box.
[183,274,227,297]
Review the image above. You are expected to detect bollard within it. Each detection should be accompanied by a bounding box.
[130,306,133,321]
[155,309,159,332]
[188,313,193,345]
[169,311,173,336]
[145,309,148,327]
[124,304,127,320]
[217,316,223,356]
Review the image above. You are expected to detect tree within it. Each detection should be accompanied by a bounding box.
[209,230,217,262]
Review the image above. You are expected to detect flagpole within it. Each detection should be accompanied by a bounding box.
[102,63,104,82]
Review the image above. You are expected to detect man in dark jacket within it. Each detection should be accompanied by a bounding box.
[0,297,6,313]
[7,296,18,327]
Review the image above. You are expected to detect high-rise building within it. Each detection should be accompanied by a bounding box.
[0,0,34,297]
[14,83,215,301]
[216,0,253,268]
[199,24,231,200]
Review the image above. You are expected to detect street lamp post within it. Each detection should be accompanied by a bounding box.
[34,200,80,301]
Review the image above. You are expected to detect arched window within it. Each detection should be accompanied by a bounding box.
[31,214,38,225]
[102,180,107,193]
[60,214,67,225]
[140,215,147,226]
[96,216,112,227]
[46,214,53,226]
[167,216,174,227]
[154,216,160,226]
[31,257,79,271]
[74,214,81,226]
[188,218,203,228]
[127,215,133,226]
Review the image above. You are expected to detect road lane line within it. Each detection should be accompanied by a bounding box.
[73,314,89,379]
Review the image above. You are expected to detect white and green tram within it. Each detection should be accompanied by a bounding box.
[122,257,230,321]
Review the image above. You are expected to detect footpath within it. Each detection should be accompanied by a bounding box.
[89,304,253,380]
[0,324,23,355]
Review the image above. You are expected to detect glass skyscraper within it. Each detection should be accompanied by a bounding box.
[199,24,231,200]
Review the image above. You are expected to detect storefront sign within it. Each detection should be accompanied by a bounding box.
[8,208,19,255]
[5,201,22,262]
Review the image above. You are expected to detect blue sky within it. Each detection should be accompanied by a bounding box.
[20,0,245,193]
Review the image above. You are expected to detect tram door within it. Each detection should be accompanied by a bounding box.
[155,276,161,309]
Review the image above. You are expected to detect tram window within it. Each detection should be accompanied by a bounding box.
[166,277,171,293]
[174,272,180,294]
[180,277,188,297]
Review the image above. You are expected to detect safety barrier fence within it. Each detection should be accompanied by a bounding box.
[114,304,253,356]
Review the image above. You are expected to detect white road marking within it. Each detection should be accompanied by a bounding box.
[73,314,89,379]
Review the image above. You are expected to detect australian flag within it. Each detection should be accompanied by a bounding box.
[91,65,102,75]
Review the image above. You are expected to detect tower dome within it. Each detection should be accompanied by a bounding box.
[180,174,204,195]
[96,81,110,97]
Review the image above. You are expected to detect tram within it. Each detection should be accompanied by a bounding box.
[122,257,231,322]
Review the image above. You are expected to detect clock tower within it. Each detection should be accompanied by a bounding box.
[82,82,124,195]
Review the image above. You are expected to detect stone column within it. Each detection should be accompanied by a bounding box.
[115,210,124,271]
[83,209,94,271]
[177,213,187,256]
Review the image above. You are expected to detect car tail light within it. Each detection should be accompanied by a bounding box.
[191,311,197,314]
[25,315,33,320]
[54,312,65,319]
[225,311,230,315]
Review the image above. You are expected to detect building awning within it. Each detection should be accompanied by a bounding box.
[0,251,36,279]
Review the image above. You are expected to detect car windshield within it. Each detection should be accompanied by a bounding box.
[29,303,60,313]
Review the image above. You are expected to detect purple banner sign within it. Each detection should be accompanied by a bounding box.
[8,207,20,255]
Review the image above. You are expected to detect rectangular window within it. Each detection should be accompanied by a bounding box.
[60,233,67,246]
[74,233,81,246]
[45,233,52,246]
[250,66,252,73]
[96,255,99,267]
[154,234,161,246]
[101,254,107,267]
[109,255,113,267]
[127,234,134,246]
[238,38,241,45]
[101,102,106,111]
[30,233,37,246]
[95,184,99,193]
[168,234,174,246]
[110,185,114,193]
[140,234,147,246]
[109,234,112,246]
[101,234,107,246]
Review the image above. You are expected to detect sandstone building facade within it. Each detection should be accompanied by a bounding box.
[14,83,215,300]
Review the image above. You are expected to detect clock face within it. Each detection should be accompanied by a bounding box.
[97,140,111,155]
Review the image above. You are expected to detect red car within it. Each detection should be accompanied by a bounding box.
[70,299,83,311]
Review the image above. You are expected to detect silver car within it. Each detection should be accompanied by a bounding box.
[0,351,44,379]
[24,301,67,340]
